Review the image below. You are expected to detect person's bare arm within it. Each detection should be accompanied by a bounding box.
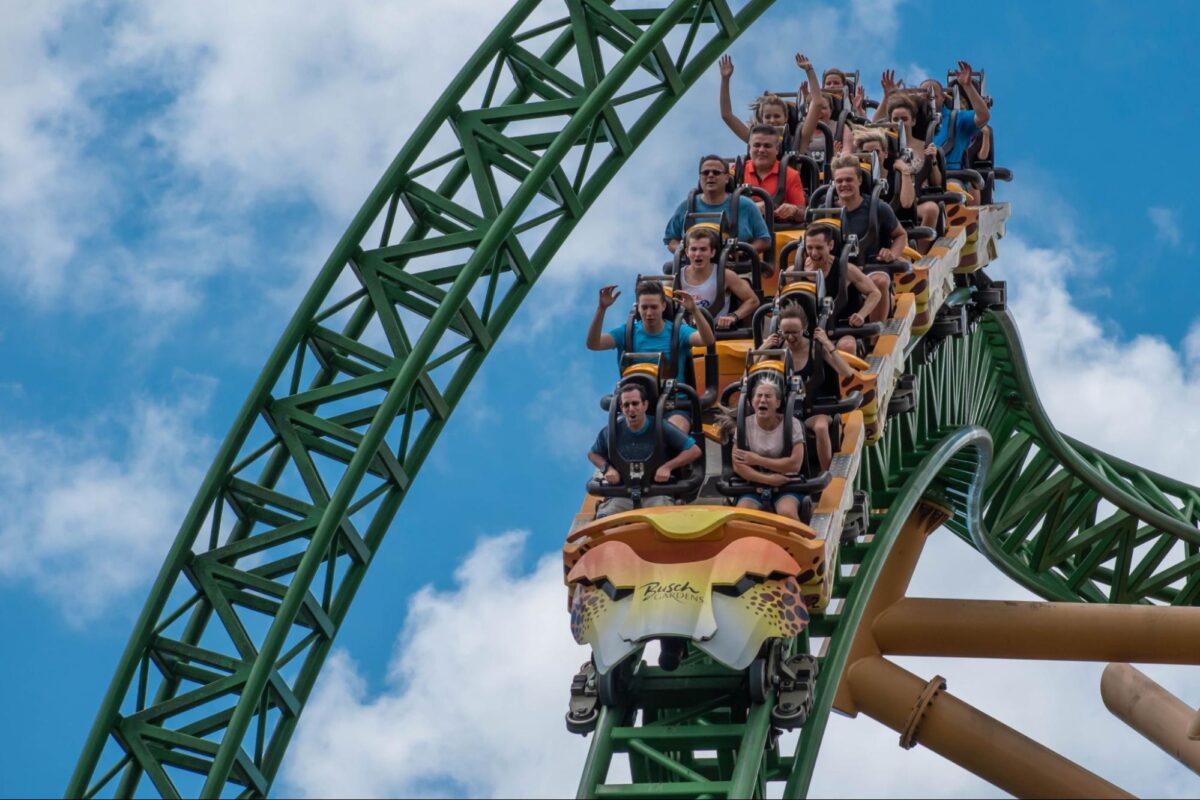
[718,55,751,142]
[588,450,621,485]
[895,158,916,208]
[718,270,759,329]
[814,328,854,378]
[955,60,989,128]
[586,285,620,350]
[733,442,801,478]
[795,54,822,150]
[846,265,883,325]
[655,443,702,483]
[874,69,899,122]
[678,290,716,346]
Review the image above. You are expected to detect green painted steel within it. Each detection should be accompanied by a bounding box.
[68,0,1200,796]
[577,305,1200,798]
[68,2,777,797]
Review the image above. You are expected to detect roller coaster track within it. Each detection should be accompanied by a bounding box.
[67,2,1199,798]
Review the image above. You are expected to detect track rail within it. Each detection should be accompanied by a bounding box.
[68,1,1200,797]
[68,2,776,797]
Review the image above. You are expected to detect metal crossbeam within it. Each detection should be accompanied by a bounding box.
[68,2,777,797]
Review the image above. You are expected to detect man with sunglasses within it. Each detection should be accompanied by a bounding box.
[663,155,770,256]
[587,383,702,518]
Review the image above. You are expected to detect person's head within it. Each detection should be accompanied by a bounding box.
[887,94,918,132]
[753,94,789,128]
[831,154,863,203]
[822,68,846,91]
[684,226,721,268]
[777,304,810,348]
[618,383,649,429]
[698,154,729,197]
[920,78,949,108]
[636,280,668,331]
[854,128,889,161]
[751,377,783,417]
[748,124,781,169]
[804,224,838,266]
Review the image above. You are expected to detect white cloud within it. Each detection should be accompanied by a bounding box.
[0,375,215,623]
[280,531,595,798]
[1148,206,1182,247]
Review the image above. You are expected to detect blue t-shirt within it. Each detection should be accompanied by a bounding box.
[608,319,698,383]
[933,108,982,170]
[591,415,696,465]
[663,196,770,246]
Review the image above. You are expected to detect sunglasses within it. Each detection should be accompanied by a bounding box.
[699,169,725,176]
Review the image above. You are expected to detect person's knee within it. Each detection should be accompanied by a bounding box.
[736,497,759,509]
[870,272,891,292]
[667,413,690,432]
[774,497,801,521]
[808,414,829,433]
[837,337,856,355]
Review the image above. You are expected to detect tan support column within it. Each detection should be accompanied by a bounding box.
[874,598,1200,664]
[846,656,1133,799]
[1101,663,1200,775]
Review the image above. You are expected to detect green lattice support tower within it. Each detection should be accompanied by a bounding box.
[68,2,778,797]
[68,1,1200,798]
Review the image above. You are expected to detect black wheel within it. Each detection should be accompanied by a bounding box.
[771,704,808,730]
[598,665,623,706]
[930,315,963,338]
[748,657,769,704]
[887,392,914,416]
[565,707,599,735]
[975,287,1005,309]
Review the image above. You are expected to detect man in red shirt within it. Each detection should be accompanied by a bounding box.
[741,124,806,225]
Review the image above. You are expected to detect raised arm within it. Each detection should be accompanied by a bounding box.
[678,290,717,346]
[955,61,989,129]
[874,69,900,122]
[718,55,751,142]
[586,285,620,350]
[795,53,823,151]
[895,156,917,209]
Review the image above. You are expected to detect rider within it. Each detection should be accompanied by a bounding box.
[664,155,771,259]
[586,280,716,431]
[742,124,806,225]
[830,153,907,267]
[796,222,886,355]
[729,377,806,522]
[761,305,853,471]
[678,226,759,330]
[921,60,990,171]
[587,383,702,518]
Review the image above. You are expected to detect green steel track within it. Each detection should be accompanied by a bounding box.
[575,308,1200,798]
[67,1,1200,798]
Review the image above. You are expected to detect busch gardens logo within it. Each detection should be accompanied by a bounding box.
[640,580,703,604]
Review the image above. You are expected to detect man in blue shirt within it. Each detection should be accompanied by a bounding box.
[587,383,702,518]
[923,61,990,171]
[586,280,715,432]
[663,155,771,257]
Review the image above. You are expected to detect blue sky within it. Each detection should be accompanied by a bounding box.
[2,1,1199,797]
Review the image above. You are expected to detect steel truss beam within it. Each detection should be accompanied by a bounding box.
[68,2,777,797]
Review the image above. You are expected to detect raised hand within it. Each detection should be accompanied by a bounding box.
[674,289,698,313]
[795,53,812,72]
[598,284,621,309]
[800,80,810,102]
[881,69,898,96]
[718,54,734,79]
[955,60,974,88]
